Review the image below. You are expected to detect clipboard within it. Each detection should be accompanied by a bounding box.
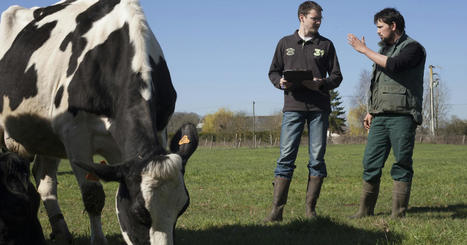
[283,70,314,83]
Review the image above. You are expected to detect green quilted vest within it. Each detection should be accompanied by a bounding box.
[369,34,426,124]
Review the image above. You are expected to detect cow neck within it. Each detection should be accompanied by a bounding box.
[112,105,165,161]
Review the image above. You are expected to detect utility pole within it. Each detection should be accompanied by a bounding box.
[253,101,256,148]
[429,65,439,136]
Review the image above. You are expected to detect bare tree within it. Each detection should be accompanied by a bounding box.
[351,69,372,106]
[347,69,372,136]
[421,72,449,135]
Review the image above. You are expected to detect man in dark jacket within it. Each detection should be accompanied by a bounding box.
[265,1,342,222]
[348,8,426,218]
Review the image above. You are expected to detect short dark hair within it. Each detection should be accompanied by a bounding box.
[374,8,405,34]
[298,1,323,20]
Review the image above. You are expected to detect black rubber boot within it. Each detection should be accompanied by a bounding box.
[350,180,380,218]
[305,176,324,218]
[264,176,291,222]
[391,180,412,218]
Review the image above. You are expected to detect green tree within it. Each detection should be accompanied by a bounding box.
[202,108,235,134]
[440,116,467,136]
[347,104,367,136]
[329,89,346,135]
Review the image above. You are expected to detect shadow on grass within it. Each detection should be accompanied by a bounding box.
[57,171,74,176]
[46,234,125,245]
[175,217,403,245]
[45,217,403,245]
[408,203,467,219]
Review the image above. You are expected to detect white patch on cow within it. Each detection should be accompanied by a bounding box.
[0,5,35,60]
[115,189,134,245]
[150,231,171,245]
[100,117,112,131]
[37,175,58,201]
[141,154,182,189]
[121,0,153,101]
[140,154,186,245]
[122,231,134,245]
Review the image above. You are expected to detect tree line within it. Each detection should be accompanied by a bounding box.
[167,69,466,144]
[347,69,466,137]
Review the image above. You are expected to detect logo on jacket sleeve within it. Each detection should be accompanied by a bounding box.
[286,48,295,56]
[314,48,325,57]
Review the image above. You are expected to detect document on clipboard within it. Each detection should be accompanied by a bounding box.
[283,70,314,83]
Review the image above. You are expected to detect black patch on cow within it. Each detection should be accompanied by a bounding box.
[115,160,151,245]
[116,183,150,245]
[0,20,58,113]
[67,23,133,118]
[59,0,121,76]
[67,22,166,158]
[149,56,177,132]
[4,114,66,158]
[33,0,78,22]
[54,86,64,108]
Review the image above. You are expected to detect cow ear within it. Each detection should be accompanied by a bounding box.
[72,161,124,182]
[169,123,198,164]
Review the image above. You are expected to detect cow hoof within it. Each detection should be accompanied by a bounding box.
[91,236,108,245]
[50,231,72,244]
[49,214,72,244]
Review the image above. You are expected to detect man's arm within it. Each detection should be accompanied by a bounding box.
[268,40,285,89]
[386,42,425,72]
[321,42,343,90]
[347,34,388,68]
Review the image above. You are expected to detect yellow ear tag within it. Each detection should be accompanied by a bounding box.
[179,135,190,145]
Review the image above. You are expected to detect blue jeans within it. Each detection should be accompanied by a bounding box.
[274,111,329,179]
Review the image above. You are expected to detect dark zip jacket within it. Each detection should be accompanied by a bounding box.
[269,30,343,112]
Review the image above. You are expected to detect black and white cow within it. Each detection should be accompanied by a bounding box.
[0,0,198,244]
[0,152,46,245]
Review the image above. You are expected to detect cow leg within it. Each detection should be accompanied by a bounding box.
[32,156,72,244]
[52,112,108,245]
[68,161,107,245]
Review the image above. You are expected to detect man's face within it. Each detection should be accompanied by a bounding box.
[300,9,322,35]
[376,19,396,44]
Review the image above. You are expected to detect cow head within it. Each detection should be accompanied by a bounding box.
[74,123,198,245]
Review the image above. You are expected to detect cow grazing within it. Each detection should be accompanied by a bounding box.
[0,0,198,244]
[0,152,46,245]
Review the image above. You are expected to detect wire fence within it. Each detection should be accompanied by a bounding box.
[198,134,467,149]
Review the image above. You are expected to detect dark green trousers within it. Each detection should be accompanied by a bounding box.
[362,114,417,182]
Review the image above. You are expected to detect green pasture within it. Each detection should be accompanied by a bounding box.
[38,144,467,244]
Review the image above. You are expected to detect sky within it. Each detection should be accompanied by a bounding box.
[1,0,466,119]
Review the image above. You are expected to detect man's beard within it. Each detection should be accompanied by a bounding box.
[381,31,396,45]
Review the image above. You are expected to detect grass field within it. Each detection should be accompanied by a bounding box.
[38,144,467,244]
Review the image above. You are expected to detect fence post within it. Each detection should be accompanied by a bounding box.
[463,135,466,145]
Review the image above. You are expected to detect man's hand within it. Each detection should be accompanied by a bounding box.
[363,113,373,130]
[347,34,367,54]
[279,77,293,90]
[302,78,324,91]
